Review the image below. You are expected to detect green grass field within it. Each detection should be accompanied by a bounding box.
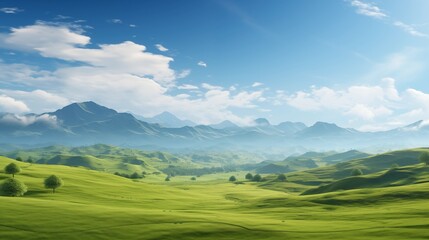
[1,154,429,239]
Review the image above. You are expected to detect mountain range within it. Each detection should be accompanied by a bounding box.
[0,101,428,152]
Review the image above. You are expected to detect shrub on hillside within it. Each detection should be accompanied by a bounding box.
[277,173,287,182]
[1,178,27,197]
[351,168,363,176]
[419,152,429,166]
[229,176,237,182]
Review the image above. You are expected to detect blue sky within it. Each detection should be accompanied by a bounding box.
[1,0,429,130]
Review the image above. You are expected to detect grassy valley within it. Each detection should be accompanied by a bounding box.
[1,147,429,239]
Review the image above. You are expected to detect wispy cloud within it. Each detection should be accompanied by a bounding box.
[0,7,23,14]
[350,0,386,19]
[394,21,429,38]
[349,1,428,38]
[155,44,168,52]
[197,61,207,67]
[178,84,199,90]
[54,15,72,20]
[129,24,137,28]
[108,19,122,24]
[252,82,263,87]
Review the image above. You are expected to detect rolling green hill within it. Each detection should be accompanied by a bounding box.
[286,148,427,186]
[302,164,429,195]
[1,151,429,239]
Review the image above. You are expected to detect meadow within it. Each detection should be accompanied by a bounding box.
[1,150,429,239]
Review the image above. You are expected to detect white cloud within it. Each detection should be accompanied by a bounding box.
[349,1,428,38]
[394,21,428,38]
[198,61,207,67]
[252,82,263,87]
[350,0,386,19]
[0,7,23,14]
[0,89,69,113]
[54,15,71,20]
[129,24,137,28]
[109,19,122,24]
[282,78,429,130]
[201,83,223,91]
[0,113,59,127]
[0,23,264,125]
[178,84,199,90]
[0,95,29,113]
[284,78,399,120]
[2,23,176,84]
[176,69,191,79]
[155,44,168,52]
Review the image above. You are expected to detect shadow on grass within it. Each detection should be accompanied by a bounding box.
[25,190,48,196]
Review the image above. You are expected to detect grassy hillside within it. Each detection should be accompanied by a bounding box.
[1,154,429,239]
[302,164,429,195]
[286,148,427,186]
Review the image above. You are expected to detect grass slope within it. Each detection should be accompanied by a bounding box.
[302,164,429,195]
[286,148,427,186]
[1,155,429,239]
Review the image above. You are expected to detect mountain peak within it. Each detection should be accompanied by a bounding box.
[254,118,270,126]
[142,111,196,128]
[53,101,118,126]
[210,120,239,129]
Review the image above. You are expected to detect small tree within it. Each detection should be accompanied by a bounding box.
[351,168,363,176]
[130,172,141,179]
[165,176,170,181]
[277,173,287,182]
[229,176,237,182]
[190,177,196,181]
[5,163,21,178]
[245,173,253,180]
[1,178,27,197]
[419,152,429,166]
[252,174,262,182]
[44,175,63,193]
[15,157,23,162]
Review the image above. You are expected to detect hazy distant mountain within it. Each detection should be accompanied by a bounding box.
[0,101,429,151]
[210,120,239,129]
[297,121,358,138]
[136,111,196,128]
[276,121,307,134]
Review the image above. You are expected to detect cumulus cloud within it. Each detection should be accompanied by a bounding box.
[0,95,29,113]
[284,78,399,120]
[350,0,386,19]
[281,78,429,130]
[197,61,207,67]
[0,23,264,125]
[155,44,168,52]
[0,113,58,127]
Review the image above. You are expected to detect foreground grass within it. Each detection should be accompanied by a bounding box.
[1,157,429,239]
